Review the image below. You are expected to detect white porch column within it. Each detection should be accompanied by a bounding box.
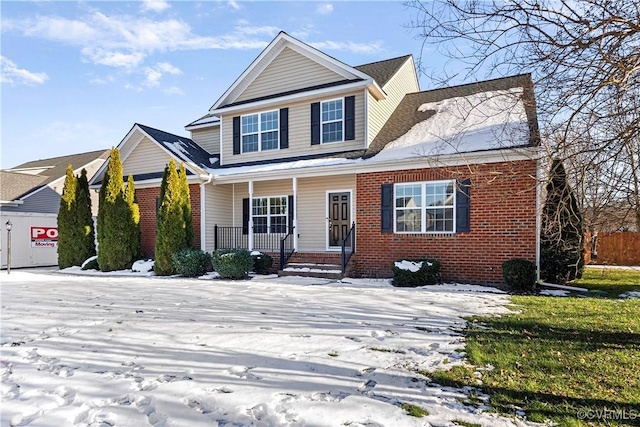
[293,177,298,251]
[200,183,206,251]
[248,180,254,251]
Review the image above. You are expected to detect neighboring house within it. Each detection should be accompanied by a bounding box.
[1,149,110,268]
[89,32,540,283]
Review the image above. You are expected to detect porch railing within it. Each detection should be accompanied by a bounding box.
[214,225,292,254]
[279,227,296,270]
[341,222,356,274]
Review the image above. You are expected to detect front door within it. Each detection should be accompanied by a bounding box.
[328,192,351,247]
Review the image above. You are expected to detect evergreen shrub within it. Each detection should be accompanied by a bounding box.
[391,258,441,287]
[172,248,212,277]
[212,249,253,279]
[502,258,537,292]
[251,252,273,274]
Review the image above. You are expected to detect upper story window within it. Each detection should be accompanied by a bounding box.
[321,99,343,143]
[395,180,455,233]
[241,110,279,153]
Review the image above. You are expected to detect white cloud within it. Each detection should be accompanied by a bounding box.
[0,56,49,86]
[311,40,383,54]
[164,86,185,96]
[143,62,182,87]
[140,0,171,13]
[3,12,272,71]
[316,3,333,15]
[228,0,241,10]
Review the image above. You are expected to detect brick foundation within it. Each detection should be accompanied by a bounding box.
[136,184,201,258]
[355,160,538,283]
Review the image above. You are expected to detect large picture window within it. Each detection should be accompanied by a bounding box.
[321,99,343,143]
[394,181,455,233]
[241,110,279,153]
[252,196,288,234]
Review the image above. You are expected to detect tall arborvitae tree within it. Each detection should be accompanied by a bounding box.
[540,159,585,283]
[125,175,142,260]
[97,149,135,271]
[155,159,189,275]
[178,163,195,248]
[76,168,97,263]
[57,164,78,269]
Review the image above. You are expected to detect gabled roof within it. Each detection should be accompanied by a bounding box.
[365,73,539,159]
[185,114,220,130]
[2,149,109,201]
[136,124,213,171]
[354,55,413,88]
[209,31,384,112]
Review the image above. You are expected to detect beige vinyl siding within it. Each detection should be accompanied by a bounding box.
[204,184,233,252]
[231,180,294,226]
[191,128,220,155]
[123,137,172,176]
[297,174,356,252]
[221,90,365,166]
[367,59,420,145]
[236,47,345,103]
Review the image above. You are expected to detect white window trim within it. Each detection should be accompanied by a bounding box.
[393,180,456,234]
[241,109,280,153]
[320,97,345,144]
[252,195,288,235]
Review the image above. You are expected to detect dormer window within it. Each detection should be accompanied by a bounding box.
[321,99,343,143]
[241,110,279,153]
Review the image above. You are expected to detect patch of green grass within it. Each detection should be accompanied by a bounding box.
[327,351,338,357]
[369,347,406,354]
[574,267,640,297]
[401,402,428,417]
[453,421,481,427]
[431,295,640,425]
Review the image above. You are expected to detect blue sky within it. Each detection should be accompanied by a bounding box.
[1,1,455,169]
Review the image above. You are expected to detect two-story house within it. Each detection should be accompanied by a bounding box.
[90,32,540,283]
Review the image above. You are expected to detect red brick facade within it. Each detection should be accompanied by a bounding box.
[355,160,538,283]
[136,184,201,257]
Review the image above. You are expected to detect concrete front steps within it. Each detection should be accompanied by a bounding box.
[277,252,354,279]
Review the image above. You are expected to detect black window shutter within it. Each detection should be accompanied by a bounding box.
[242,198,250,235]
[344,95,355,141]
[280,108,289,149]
[233,116,241,155]
[456,178,471,232]
[381,184,394,233]
[288,195,294,233]
[310,102,320,145]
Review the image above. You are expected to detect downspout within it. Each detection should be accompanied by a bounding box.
[536,154,542,283]
[200,174,213,251]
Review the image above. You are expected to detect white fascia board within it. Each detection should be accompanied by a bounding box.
[209,147,539,184]
[210,80,371,115]
[0,200,24,206]
[89,124,142,186]
[184,121,221,131]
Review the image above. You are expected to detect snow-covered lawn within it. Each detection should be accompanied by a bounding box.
[1,270,532,427]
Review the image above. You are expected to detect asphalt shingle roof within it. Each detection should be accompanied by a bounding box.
[354,55,413,88]
[2,149,110,201]
[365,73,539,158]
[136,123,214,172]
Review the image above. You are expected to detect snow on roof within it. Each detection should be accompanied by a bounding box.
[187,115,220,127]
[370,88,529,163]
[208,157,360,177]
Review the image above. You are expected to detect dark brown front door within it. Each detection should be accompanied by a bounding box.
[329,192,350,247]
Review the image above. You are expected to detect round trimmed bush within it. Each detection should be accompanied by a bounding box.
[172,248,212,277]
[212,249,254,279]
[391,258,441,287]
[251,252,273,274]
[502,258,537,292]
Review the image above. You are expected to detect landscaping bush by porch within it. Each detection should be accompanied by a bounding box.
[251,252,273,274]
[172,248,212,278]
[502,258,536,292]
[212,249,253,279]
[391,259,440,287]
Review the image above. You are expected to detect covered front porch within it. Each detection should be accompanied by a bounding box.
[203,174,357,275]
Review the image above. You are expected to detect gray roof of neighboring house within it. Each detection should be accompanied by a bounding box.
[354,55,413,88]
[365,73,539,158]
[2,149,110,201]
[136,124,214,172]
